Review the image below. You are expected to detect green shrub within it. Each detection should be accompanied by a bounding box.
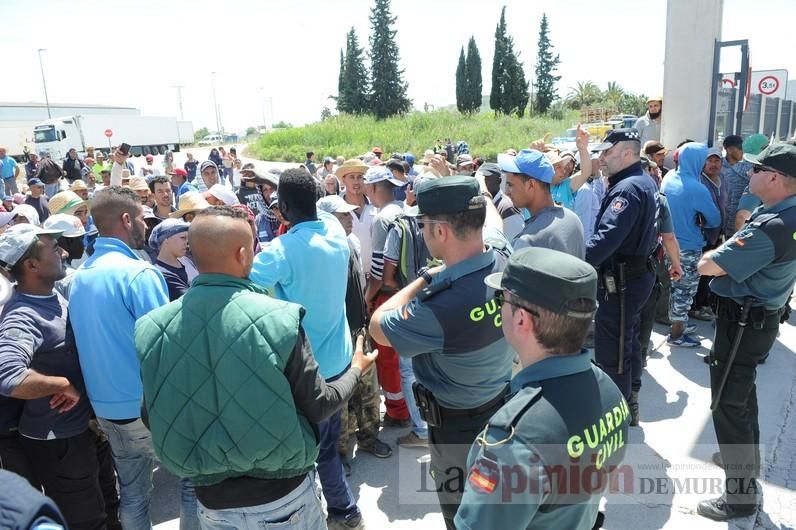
[249,110,577,162]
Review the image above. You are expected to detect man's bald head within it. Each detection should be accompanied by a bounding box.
[189,206,254,278]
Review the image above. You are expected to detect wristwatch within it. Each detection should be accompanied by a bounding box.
[418,266,433,284]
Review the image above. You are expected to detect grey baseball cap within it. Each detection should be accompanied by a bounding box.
[0,224,63,272]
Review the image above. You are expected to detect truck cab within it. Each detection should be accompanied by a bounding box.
[33,117,83,161]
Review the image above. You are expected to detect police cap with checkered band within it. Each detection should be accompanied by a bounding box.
[592,128,642,152]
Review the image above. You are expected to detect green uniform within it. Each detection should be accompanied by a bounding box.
[706,194,796,508]
[455,351,630,530]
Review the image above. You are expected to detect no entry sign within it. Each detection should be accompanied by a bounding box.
[104,129,113,138]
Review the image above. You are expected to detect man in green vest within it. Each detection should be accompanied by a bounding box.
[135,206,377,529]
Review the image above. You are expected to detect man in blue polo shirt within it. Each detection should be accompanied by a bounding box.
[0,147,20,196]
[249,168,362,530]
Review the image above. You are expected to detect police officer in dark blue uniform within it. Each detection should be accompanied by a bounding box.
[370,175,514,529]
[455,247,630,530]
[696,143,796,521]
[586,128,658,425]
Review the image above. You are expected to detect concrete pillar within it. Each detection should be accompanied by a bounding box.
[661,0,723,147]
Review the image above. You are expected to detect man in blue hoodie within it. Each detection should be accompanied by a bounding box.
[661,143,721,347]
[69,186,195,530]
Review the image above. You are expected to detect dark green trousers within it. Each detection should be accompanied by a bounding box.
[709,302,780,507]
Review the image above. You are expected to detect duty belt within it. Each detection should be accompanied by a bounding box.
[438,386,508,420]
[713,296,783,327]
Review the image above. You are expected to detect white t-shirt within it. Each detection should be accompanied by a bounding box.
[345,196,376,275]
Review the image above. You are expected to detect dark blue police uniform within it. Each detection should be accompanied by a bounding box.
[586,130,658,401]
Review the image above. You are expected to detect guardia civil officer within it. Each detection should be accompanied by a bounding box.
[455,247,630,530]
[370,175,514,529]
[586,129,658,425]
[696,143,796,521]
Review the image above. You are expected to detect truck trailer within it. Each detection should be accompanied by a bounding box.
[33,114,193,161]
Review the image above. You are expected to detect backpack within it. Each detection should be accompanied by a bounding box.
[35,158,62,185]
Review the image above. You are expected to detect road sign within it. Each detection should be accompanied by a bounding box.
[750,69,788,99]
[758,76,779,95]
[104,129,113,138]
[721,78,736,88]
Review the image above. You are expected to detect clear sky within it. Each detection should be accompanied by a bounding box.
[2,0,794,131]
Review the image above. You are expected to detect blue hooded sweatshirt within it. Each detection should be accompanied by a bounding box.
[661,143,721,251]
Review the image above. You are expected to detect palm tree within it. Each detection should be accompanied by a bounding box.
[604,81,625,109]
[566,81,601,109]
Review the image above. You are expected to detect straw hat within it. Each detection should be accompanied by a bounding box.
[70,179,88,192]
[169,191,210,219]
[335,159,369,178]
[127,176,149,192]
[48,190,87,216]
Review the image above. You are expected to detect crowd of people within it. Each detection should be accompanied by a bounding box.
[0,95,794,530]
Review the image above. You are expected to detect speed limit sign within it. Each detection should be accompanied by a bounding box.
[750,70,788,99]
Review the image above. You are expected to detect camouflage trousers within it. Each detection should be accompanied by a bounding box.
[669,249,702,323]
[337,362,382,461]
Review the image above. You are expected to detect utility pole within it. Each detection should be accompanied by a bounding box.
[211,72,221,134]
[259,87,267,131]
[171,85,184,120]
[268,96,274,130]
[37,49,51,119]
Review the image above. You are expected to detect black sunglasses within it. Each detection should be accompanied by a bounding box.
[494,289,539,317]
[752,165,782,175]
[417,219,449,229]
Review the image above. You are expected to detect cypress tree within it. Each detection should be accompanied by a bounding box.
[368,0,411,119]
[342,28,369,114]
[336,48,347,113]
[534,13,561,114]
[490,7,508,114]
[456,47,467,113]
[465,36,483,113]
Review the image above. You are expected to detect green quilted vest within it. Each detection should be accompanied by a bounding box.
[135,273,319,486]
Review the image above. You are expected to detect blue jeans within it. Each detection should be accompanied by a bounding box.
[197,473,325,530]
[44,181,60,199]
[317,410,360,522]
[399,356,428,438]
[98,418,199,530]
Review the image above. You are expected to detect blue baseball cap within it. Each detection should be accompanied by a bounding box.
[3,195,12,201]
[27,178,45,187]
[497,149,554,183]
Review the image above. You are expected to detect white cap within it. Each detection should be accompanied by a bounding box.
[364,166,407,187]
[207,184,239,206]
[0,224,63,271]
[11,204,40,227]
[317,195,359,214]
[43,213,91,238]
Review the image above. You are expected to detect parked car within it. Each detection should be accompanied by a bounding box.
[198,134,223,146]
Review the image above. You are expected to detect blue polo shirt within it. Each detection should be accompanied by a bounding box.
[380,241,514,409]
[0,156,17,180]
[249,212,352,379]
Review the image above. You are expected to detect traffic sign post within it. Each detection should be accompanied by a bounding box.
[105,128,113,151]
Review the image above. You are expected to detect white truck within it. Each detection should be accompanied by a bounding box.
[32,115,194,161]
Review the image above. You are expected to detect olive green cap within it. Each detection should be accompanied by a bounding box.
[409,175,484,217]
[485,247,598,319]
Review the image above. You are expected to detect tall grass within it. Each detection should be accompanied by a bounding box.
[250,110,578,162]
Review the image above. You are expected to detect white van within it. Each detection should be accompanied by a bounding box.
[198,134,223,146]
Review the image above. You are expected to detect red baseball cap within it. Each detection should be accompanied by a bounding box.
[172,168,188,177]
[372,147,383,155]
